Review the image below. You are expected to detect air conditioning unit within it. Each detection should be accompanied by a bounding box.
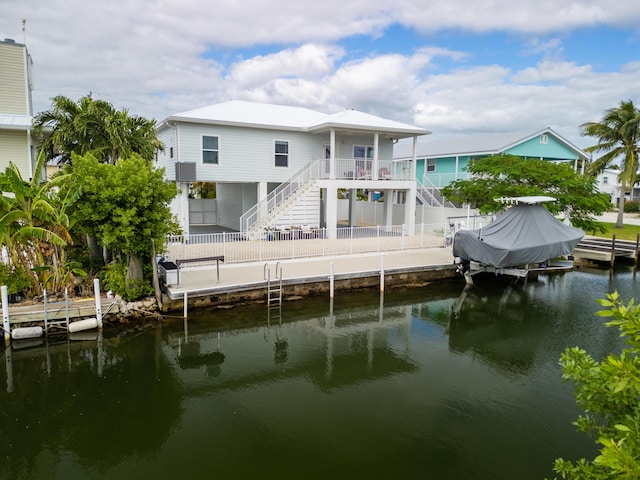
[175,162,196,182]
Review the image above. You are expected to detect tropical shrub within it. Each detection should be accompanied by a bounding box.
[100,261,153,302]
[623,201,640,213]
[552,292,640,479]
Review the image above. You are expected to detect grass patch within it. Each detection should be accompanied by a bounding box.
[591,222,640,241]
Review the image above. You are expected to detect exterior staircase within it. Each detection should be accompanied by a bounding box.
[240,160,323,238]
[416,175,456,208]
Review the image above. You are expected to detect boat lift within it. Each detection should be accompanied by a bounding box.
[2,278,104,343]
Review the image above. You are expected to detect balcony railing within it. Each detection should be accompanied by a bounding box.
[333,158,405,180]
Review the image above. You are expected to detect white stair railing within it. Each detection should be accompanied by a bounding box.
[417,175,456,208]
[240,159,323,234]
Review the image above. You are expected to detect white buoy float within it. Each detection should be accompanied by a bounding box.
[68,317,99,333]
[11,326,44,340]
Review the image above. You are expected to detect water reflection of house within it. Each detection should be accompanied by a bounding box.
[166,302,418,392]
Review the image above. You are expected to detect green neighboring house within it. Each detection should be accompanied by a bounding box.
[393,127,589,188]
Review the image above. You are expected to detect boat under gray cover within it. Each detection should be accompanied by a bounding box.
[453,203,584,268]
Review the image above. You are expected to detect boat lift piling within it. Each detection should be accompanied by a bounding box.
[2,286,10,344]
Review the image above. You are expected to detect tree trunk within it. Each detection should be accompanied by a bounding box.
[126,253,144,282]
[86,234,103,263]
[617,183,626,228]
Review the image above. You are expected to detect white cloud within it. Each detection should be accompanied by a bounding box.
[1,0,639,147]
[227,44,344,90]
[393,0,640,34]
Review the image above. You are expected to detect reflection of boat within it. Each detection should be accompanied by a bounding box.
[453,196,583,281]
[448,281,548,373]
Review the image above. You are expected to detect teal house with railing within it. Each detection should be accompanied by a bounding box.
[393,127,589,191]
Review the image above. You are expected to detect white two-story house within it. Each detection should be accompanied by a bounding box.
[156,101,430,239]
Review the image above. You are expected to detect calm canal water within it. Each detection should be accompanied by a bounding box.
[1,266,638,480]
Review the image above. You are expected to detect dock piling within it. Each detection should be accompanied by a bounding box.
[183,291,188,319]
[2,286,10,343]
[380,254,385,293]
[94,278,103,330]
[329,262,335,298]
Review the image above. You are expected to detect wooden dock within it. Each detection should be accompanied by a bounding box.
[573,234,640,267]
[4,296,118,324]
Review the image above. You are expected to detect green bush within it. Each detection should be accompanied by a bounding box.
[101,261,153,302]
[0,263,34,298]
[623,200,640,213]
[552,293,640,479]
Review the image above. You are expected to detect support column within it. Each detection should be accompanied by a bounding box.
[257,181,268,202]
[349,189,357,227]
[383,190,393,227]
[326,184,338,239]
[404,184,417,236]
[330,128,336,180]
[412,136,418,180]
[180,183,190,236]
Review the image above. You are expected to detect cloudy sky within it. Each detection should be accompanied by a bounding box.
[2,0,639,147]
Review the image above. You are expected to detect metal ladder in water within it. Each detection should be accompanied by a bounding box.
[264,262,283,307]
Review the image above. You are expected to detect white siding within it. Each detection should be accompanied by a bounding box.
[0,130,30,177]
[0,43,28,115]
[156,127,177,180]
[176,124,327,183]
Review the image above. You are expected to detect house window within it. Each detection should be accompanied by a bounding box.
[202,136,219,164]
[169,147,174,159]
[275,140,289,167]
[353,145,374,160]
[603,176,609,185]
[540,134,548,144]
[426,158,436,172]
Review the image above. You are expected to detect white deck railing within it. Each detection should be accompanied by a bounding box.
[164,223,449,264]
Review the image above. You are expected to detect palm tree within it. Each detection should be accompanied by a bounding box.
[581,100,640,228]
[33,94,163,165]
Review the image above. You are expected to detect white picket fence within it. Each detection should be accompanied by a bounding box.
[163,223,450,264]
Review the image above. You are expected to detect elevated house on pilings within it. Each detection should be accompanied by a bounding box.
[156,100,430,240]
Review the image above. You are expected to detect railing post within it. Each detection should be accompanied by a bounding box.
[183,235,187,260]
[350,226,354,254]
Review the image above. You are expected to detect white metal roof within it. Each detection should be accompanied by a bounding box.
[165,100,430,138]
[0,114,32,130]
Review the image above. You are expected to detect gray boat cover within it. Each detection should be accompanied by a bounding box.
[453,203,584,267]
